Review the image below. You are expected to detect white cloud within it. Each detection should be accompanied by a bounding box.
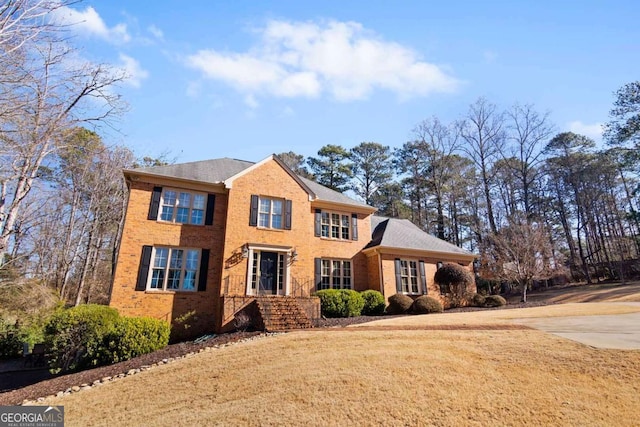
[186,19,460,103]
[567,121,603,140]
[118,54,148,88]
[54,6,130,44]
[148,25,164,40]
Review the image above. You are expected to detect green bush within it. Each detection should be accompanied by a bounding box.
[98,317,170,364]
[44,304,120,373]
[411,296,443,314]
[360,290,386,316]
[470,293,486,307]
[386,293,414,315]
[315,289,364,317]
[484,295,507,307]
[0,318,24,359]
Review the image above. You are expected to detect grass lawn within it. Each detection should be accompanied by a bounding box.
[42,302,640,426]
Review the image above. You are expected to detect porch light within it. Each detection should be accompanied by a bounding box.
[291,248,298,261]
[242,244,249,259]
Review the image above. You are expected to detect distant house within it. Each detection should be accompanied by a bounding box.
[109,155,476,338]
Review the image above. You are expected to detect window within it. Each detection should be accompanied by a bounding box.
[159,189,206,225]
[258,197,283,229]
[148,247,200,291]
[400,260,419,294]
[318,259,352,290]
[320,211,351,240]
[394,258,426,295]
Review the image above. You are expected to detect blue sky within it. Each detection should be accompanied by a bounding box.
[57,1,639,163]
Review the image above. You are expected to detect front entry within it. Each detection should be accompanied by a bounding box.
[259,251,278,294]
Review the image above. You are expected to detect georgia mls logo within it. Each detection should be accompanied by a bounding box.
[0,405,64,427]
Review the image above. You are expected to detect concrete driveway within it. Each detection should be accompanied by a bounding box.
[516,303,640,350]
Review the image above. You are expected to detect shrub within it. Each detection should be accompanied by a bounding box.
[0,318,24,359]
[434,263,475,308]
[44,304,120,373]
[386,293,414,315]
[98,317,170,364]
[411,296,443,314]
[315,289,364,317]
[470,293,486,307]
[360,290,386,316]
[484,295,507,307]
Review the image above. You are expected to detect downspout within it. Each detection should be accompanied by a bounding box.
[377,251,384,295]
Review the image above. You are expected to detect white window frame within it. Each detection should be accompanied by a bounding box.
[319,259,352,290]
[245,245,293,296]
[257,197,284,230]
[159,188,206,225]
[320,211,350,240]
[147,247,200,292]
[400,260,420,294]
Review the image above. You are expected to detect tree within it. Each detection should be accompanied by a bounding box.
[393,141,429,229]
[605,81,640,148]
[307,145,353,192]
[349,142,393,205]
[0,5,126,265]
[459,98,505,235]
[276,151,312,178]
[487,216,557,302]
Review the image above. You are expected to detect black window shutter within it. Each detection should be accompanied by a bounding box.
[148,187,162,220]
[198,249,210,291]
[314,258,322,290]
[249,195,259,226]
[284,199,292,230]
[351,213,358,240]
[394,258,402,293]
[419,260,427,294]
[205,194,216,226]
[135,246,153,291]
[314,209,322,237]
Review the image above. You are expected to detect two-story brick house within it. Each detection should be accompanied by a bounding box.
[109,155,475,339]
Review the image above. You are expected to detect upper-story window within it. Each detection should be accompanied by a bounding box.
[249,195,292,230]
[258,197,284,229]
[160,189,206,225]
[148,187,215,226]
[315,210,358,241]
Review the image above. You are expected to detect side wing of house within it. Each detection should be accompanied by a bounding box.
[363,217,477,306]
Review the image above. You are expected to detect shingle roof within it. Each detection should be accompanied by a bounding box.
[126,158,255,184]
[366,216,475,257]
[126,156,372,209]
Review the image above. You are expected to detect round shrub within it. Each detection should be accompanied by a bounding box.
[315,289,364,317]
[44,304,120,373]
[98,317,170,364]
[411,295,443,314]
[434,263,475,308]
[484,295,507,307]
[470,293,486,307]
[360,290,386,316]
[386,293,414,315]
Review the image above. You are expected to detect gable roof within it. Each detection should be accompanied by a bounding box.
[365,216,475,258]
[125,155,372,210]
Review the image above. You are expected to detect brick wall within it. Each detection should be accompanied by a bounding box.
[109,179,228,340]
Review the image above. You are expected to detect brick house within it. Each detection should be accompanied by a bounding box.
[109,155,476,339]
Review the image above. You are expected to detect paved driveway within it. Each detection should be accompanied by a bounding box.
[517,303,640,350]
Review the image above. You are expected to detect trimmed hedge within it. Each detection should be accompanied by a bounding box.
[386,293,414,315]
[44,304,170,373]
[484,295,507,307]
[315,289,365,318]
[411,296,443,314]
[361,290,386,316]
[98,317,170,364]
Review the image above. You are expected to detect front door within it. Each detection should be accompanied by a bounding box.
[259,251,278,294]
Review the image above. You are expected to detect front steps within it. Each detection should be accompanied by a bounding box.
[255,296,314,331]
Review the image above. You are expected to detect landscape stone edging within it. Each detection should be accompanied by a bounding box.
[21,332,282,406]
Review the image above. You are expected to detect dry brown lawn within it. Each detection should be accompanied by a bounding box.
[41,301,640,427]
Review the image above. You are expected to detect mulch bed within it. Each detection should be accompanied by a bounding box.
[0,300,549,406]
